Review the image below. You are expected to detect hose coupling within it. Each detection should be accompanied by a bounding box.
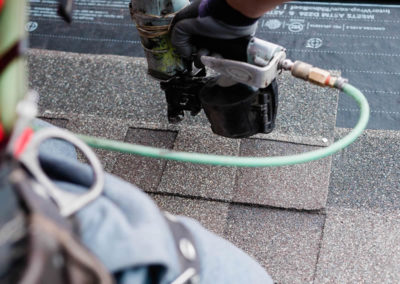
[281,60,348,90]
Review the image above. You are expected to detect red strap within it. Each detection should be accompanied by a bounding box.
[0,0,4,13]
[14,127,34,158]
[0,124,4,142]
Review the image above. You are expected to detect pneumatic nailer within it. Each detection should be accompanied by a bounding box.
[130,0,345,139]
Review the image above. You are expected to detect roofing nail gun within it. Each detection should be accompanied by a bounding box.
[163,37,285,139]
[130,1,285,138]
[154,37,284,138]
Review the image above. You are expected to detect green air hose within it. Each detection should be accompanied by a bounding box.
[77,83,369,167]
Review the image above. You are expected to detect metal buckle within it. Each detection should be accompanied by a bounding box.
[18,127,105,217]
[171,267,200,284]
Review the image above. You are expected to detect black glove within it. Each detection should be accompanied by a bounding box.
[171,0,260,61]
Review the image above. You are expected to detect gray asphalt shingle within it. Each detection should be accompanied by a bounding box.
[112,128,177,192]
[274,72,339,144]
[66,115,128,172]
[328,128,400,211]
[315,208,400,283]
[150,194,230,236]
[158,127,240,200]
[236,138,332,209]
[29,49,167,122]
[224,205,325,284]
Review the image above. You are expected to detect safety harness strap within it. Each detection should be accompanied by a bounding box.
[0,161,27,282]
[164,212,201,284]
[10,167,113,284]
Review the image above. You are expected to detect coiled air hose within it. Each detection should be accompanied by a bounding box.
[77,80,369,168]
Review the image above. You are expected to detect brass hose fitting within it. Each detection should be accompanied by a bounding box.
[280,59,348,90]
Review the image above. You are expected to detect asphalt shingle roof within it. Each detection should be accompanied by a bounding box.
[29,49,400,283]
